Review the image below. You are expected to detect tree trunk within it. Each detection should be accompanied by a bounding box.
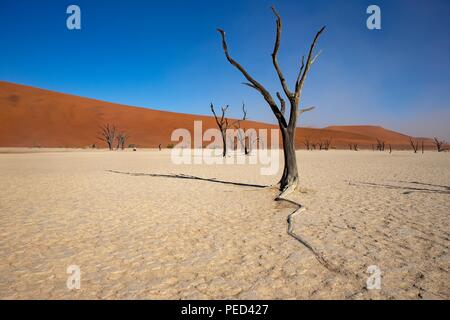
[221,129,227,157]
[279,127,299,191]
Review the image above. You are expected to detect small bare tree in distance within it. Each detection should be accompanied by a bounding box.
[304,139,312,151]
[433,137,446,152]
[211,103,229,157]
[410,138,419,153]
[116,132,129,150]
[217,5,325,193]
[98,124,116,150]
[323,138,332,150]
[376,139,385,151]
[233,103,252,155]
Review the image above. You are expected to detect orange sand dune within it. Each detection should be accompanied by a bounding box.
[0,81,432,149]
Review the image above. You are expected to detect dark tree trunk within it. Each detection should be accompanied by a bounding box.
[279,127,299,191]
[221,129,227,157]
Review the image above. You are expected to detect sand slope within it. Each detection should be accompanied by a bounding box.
[0,81,433,149]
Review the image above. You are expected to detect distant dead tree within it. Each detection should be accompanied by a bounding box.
[116,132,129,150]
[233,103,251,155]
[353,144,359,151]
[303,139,312,150]
[98,124,116,150]
[421,140,424,154]
[409,138,419,153]
[389,144,392,153]
[348,143,353,151]
[323,138,332,150]
[376,139,385,151]
[433,137,446,152]
[159,144,162,151]
[217,5,325,192]
[211,103,229,157]
[317,141,324,150]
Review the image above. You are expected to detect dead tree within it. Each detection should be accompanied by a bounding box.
[353,144,359,151]
[376,139,385,151]
[317,141,324,150]
[116,132,129,150]
[211,103,229,157]
[348,143,353,151]
[98,124,116,150]
[433,137,446,152]
[233,103,251,155]
[389,144,392,154]
[421,140,424,154]
[323,138,332,150]
[159,144,162,151]
[217,6,325,192]
[303,139,312,151]
[409,138,419,153]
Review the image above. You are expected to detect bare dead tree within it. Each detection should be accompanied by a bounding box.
[159,144,162,151]
[303,139,312,151]
[217,6,325,192]
[410,138,419,153]
[348,143,353,151]
[211,103,229,157]
[376,139,385,151]
[353,144,359,151]
[433,137,446,152]
[98,124,116,150]
[389,144,392,154]
[317,141,324,150]
[116,132,129,150]
[323,138,332,150]
[233,103,251,155]
[421,140,424,154]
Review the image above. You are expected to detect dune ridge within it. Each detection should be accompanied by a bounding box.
[0,81,434,149]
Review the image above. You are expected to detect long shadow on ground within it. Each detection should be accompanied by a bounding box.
[349,180,450,195]
[107,170,268,188]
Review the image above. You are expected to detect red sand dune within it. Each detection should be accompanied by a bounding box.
[0,81,434,149]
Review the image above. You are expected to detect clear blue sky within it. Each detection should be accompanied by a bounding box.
[1,0,449,138]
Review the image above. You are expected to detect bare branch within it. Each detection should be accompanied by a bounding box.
[295,56,305,90]
[276,92,286,116]
[271,5,293,99]
[299,106,315,116]
[311,50,322,64]
[295,26,326,98]
[242,102,247,121]
[242,82,257,89]
[217,28,287,128]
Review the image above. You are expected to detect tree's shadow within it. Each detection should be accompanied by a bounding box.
[107,170,268,188]
[349,180,450,195]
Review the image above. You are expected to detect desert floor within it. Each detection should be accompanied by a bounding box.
[0,149,449,299]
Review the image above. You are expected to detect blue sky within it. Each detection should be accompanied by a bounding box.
[1,0,449,138]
